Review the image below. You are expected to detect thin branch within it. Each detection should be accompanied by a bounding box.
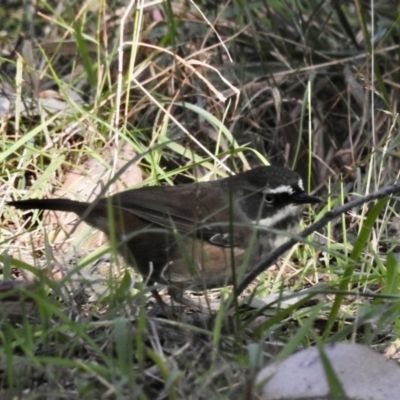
[235,182,400,297]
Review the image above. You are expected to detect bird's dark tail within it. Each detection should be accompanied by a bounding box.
[8,199,91,215]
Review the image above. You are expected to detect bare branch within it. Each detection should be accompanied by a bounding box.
[235,182,400,297]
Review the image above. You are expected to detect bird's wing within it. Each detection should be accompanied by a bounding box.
[105,183,247,243]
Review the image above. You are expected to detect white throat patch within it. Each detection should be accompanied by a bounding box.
[252,204,302,228]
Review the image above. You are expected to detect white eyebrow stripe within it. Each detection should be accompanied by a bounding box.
[298,178,304,191]
[264,185,294,195]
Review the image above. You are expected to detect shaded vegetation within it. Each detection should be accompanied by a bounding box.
[1,0,400,398]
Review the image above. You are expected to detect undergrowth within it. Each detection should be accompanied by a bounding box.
[0,0,400,398]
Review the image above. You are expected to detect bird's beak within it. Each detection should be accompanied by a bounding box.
[292,192,322,204]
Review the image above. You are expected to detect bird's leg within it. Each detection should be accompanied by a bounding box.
[149,288,179,319]
[150,288,168,309]
[167,286,218,312]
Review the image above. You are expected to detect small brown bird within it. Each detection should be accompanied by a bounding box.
[9,166,320,307]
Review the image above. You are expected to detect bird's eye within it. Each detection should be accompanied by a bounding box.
[264,195,274,204]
